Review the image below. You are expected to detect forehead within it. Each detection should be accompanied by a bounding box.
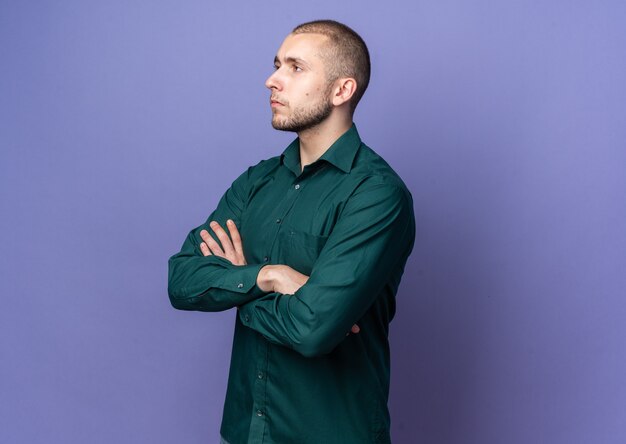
[274,33,329,64]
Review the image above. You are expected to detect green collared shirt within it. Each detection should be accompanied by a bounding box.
[168,125,415,444]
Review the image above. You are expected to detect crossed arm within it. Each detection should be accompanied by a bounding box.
[169,170,413,355]
[199,220,360,335]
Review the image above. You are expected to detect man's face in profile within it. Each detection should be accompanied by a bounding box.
[266,32,335,132]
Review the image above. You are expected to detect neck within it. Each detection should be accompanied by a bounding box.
[297,113,352,171]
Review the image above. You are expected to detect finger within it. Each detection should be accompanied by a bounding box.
[201,228,225,257]
[210,221,236,258]
[346,324,360,336]
[199,230,213,252]
[199,242,212,257]
[227,220,247,264]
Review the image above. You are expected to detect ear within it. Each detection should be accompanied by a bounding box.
[331,78,357,107]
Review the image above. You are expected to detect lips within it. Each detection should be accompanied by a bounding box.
[270,97,285,106]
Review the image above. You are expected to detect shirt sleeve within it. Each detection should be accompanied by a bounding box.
[167,168,268,312]
[237,180,415,357]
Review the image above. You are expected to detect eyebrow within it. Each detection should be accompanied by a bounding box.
[274,56,310,68]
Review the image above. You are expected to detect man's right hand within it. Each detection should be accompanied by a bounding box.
[256,265,359,335]
[256,264,308,295]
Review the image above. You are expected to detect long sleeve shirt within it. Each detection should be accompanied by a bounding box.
[168,125,416,444]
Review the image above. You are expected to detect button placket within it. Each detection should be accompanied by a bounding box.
[249,338,270,439]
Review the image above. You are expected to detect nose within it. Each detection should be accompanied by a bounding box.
[265,70,281,90]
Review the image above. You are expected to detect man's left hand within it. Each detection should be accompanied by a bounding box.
[199,220,247,266]
[201,221,359,336]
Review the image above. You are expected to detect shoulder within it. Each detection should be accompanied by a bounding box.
[244,155,282,181]
[349,143,412,204]
[229,155,282,191]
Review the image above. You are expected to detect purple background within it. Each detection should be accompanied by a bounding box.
[1,1,625,443]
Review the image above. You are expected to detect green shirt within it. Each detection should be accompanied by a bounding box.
[168,125,415,444]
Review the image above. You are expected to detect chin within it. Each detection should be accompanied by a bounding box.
[271,118,290,131]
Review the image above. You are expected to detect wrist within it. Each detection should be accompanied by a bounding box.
[256,264,275,292]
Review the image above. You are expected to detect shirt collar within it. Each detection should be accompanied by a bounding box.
[281,124,362,175]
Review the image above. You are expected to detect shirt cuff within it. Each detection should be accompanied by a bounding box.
[238,302,254,326]
[219,263,267,299]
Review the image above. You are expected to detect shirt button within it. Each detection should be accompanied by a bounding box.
[263,256,269,262]
[237,283,244,289]
[275,218,281,224]
[256,410,264,417]
[294,184,300,190]
[244,314,250,322]
[257,372,264,379]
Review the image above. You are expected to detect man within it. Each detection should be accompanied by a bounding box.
[168,20,415,444]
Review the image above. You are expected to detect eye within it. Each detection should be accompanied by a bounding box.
[293,65,303,72]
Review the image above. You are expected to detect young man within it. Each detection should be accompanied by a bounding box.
[168,20,415,444]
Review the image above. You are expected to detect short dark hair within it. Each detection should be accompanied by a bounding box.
[292,20,371,114]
